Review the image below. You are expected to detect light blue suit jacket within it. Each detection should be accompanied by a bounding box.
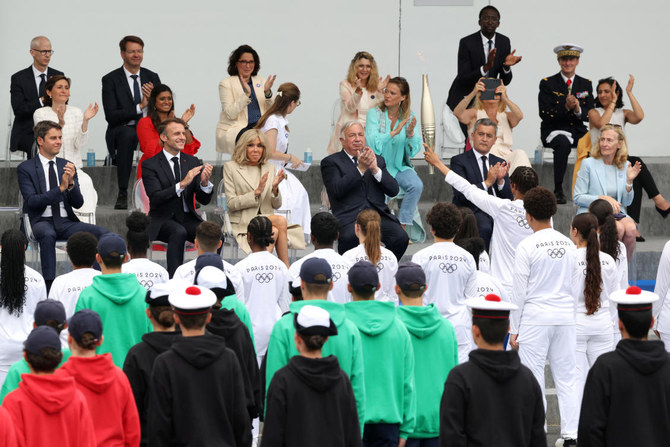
[573,157,633,215]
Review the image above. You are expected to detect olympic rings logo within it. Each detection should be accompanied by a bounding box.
[440,263,458,273]
[547,248,566,259]
[332,272,341,282]
[255,273,274,283]
[516,216,530,229]
[377,263,384,272]
[140,280,154,289]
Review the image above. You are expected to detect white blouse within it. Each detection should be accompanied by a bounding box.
[33,106,88,168]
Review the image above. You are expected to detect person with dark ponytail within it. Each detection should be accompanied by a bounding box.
[262,305,360,447]
[234,216,290,364]
[123,281,179,446]
[569,213,618,414]
[59,309,140,446]
[342,209,399,303]
[257,82,311,237]
[454,207,491,274]
[0,229,47,384]
[121,211,168,289]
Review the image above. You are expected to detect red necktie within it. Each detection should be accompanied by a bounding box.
[566,79,572,94]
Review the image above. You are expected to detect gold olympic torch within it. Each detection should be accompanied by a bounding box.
[421,74,435,175]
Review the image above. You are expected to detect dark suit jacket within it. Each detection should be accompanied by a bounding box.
[321,150,399,227]
[10,66,63,152]
[101,66,161,148]
[447,32,513,110]
[539,72,593,144]
[17,156,83,226]
[141,151,212,241]
[450,149,513,210]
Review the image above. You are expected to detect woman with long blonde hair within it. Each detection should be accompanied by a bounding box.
[342,210,398,303]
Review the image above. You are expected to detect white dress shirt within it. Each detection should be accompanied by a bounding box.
[344,151,383,181]
[162,149,213,211]
[32,65,47,106]
[38,153,68,218]
[479,33,511,76]
[123,66,144,121]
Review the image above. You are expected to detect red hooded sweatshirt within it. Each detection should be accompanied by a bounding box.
[2,373,96,447]
[0,406,18,447]
[58,354,140,447]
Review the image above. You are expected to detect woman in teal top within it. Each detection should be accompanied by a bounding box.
[365,77,423,230]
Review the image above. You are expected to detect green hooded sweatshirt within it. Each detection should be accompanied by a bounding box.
[75,273,151,368]
[220,294,255,349]
[397,304,458,439]
[345,300,416,439]
[0,348,71,403]
[265,299,366,432]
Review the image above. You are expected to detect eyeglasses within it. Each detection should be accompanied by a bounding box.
[237,60,255,65]
[32,49,54,55]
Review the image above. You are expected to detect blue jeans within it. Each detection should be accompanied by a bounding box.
[395,169,423,225]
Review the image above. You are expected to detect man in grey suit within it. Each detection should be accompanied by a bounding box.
[10,36,63,158]
[101,35,161,209]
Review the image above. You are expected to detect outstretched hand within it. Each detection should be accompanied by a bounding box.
[181,104,196,123]
[627,160,642,182]
[83,102,98,121]
[504,49,522,67]
[423,143,448,175]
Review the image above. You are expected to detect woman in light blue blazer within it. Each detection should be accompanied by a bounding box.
[574,124,641,257]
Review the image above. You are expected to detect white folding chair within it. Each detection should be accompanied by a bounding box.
[214,178,240,260]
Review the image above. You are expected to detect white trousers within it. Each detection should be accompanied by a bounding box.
[660,332,670,352]
[518,324,578,439]
[575,331,613,415]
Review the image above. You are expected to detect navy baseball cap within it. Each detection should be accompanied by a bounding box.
[348,261,378,292]
[24,326,61,354]
[195,252,224,273]
[97,233,127,258]
[395,262,426,292]
[299,258,333,285]
[68,309,103,343]
[34,299,67,326]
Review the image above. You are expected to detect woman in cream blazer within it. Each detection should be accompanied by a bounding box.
[216,45,275,154]
[223,129,291,265]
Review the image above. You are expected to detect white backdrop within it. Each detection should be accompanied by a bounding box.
[0,0,665,162]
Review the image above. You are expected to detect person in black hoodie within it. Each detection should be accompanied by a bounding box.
[122,281,181,447]
[262,304,361,447]
[196,265,261,420]
[148,284,251,447]
[578,286,670,447]
[440,295,546,447]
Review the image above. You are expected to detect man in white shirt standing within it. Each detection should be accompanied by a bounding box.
[412,202,478,363]
[10,36,63,158]
[17,121,109,289]
[288,212,352,303]
[509,186,578,447]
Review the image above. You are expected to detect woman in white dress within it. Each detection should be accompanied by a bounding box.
[33,75,99,223]
[453,78,530,174]
[327,51,389,154]
[587,76,670,239]
[256,83,311,236]
[342,209,398,304]
[0,229,47,384]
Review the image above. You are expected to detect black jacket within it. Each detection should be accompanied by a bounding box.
[10,65,63,152]
[262,355,361,447]
[447,32,513,110]
[207,308,261,419]
[578,339,670,447]
[539,72,594,144]
[440,349,546,447]
[123,331,181,447]
[148,334,252,447]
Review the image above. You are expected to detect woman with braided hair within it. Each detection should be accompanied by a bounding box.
[0,229,47,383]
[569,213,618,413]
[234,216,290,364]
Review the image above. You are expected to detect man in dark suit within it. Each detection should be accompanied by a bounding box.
[321,121,409,260]
[446,5,522,136]
[142,118,214,277]
[539,44,594,204]
[102,35,161,210]
[18,121,108,286]
[450,118,513,249]
[10,36,63,158]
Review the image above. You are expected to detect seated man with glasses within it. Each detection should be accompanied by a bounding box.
[101,35,161,210]
[10,35,63,158]
[446,5,522,138]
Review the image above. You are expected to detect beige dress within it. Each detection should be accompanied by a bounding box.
[327,80,383,154]
[468,110,531,174]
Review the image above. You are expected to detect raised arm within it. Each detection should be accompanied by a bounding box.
[623,75,644,125]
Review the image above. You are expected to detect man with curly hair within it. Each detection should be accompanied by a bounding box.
[411,203,478,364]
[510,187,578,447]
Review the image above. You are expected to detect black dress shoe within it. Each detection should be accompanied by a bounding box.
[656,206,670,219]
[555,191,567,204]
[636,235,646,242]
[114,191,128,210]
